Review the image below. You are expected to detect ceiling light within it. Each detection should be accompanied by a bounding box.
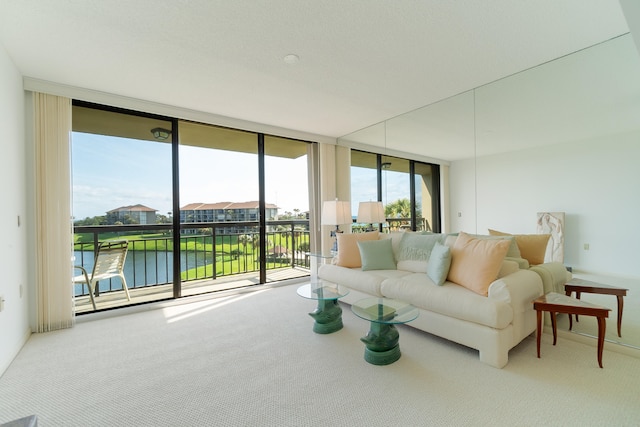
[283,54,300,64]
[151,127,171,140]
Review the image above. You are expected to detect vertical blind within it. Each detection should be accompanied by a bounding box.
[34,92,74,332]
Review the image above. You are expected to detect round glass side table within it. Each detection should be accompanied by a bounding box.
[297,283,349,334]
[351,297,419,365]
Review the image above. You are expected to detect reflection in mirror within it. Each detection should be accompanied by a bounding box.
[414,162,438,233]
[339,122,386,153]
[385,90,475,162]
[340,33,640,351]
[475,34,640,157]
[380,156,410,231]
[474,34,640,350]
[350,150,379,223]
[350,150,440,233]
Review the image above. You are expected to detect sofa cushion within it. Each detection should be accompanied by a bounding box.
[488,229,550,265]
[427,242,451,286]
[447,232,510,296]
[357,238,396,271]
[335,231,379,268]
[380,274,514,329]
[378,231,407,259]
[318,264,411,296]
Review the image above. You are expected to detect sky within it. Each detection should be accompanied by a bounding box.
[72,133,309,219]
[71,132,408,220]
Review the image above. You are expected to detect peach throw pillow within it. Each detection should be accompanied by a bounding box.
[335,231,379,268]
[447,231,510,296]
[488,229,551,265]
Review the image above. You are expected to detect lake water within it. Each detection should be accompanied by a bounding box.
[73,250,212,296]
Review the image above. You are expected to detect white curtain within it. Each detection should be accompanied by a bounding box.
[318,143,337,254]
[307,143,321,254]
[34,92,74,332]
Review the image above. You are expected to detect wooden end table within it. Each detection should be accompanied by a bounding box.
[533,292,611,368]
[564,278,628,337]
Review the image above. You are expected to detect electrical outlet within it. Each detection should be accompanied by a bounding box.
[458,212,462,217]
[584,243,590,250]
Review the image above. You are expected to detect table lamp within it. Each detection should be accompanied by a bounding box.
[321,200,352,253]
[357,201,385,232]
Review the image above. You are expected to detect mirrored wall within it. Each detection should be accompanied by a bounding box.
[338,33,640,350]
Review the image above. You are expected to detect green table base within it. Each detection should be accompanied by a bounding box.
[360,322,401,365]
[309,299,343,334]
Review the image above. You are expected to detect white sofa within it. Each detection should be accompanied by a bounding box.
[318,231,544,368]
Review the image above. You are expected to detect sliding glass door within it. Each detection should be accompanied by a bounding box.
[178,121,261,295]
[71,101,314,312]
[264,136,311,282]
[71,103,174,312]
[351,149,441,233]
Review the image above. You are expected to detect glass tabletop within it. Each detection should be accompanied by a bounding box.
[351,297,419,324]
[305,252,335,260]
[297,283,349,301]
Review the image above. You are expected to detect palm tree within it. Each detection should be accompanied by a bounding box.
[385,198,411,218]
[385,198,412,230]
[238,234,250,271]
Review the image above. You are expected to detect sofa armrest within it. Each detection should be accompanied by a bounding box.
[488,269,543,310]
[529,262,572,294]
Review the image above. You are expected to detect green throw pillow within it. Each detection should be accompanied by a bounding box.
[357,239,397,271]
[427,241,452,286]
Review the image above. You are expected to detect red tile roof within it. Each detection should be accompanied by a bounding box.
[180,201,278,210]
[107,204,157,213]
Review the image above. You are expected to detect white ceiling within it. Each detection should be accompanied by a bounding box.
[0,1,635,159]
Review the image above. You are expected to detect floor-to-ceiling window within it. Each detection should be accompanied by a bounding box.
[178,121,262,295]
[350,151,379,227]
[264,135,311,281]
[351,149,440,233]
[72,102,312,313]
[71,103,174,311]
[381,155,411,231]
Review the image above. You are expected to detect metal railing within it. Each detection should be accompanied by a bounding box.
[351,217,431,233]
[73,220,311,297]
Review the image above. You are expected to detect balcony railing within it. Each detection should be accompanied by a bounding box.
[351,217,431,233]
[73,220,311,298]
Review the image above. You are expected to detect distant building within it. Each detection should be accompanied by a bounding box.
[107,204,157,225]
[180,201,279,234]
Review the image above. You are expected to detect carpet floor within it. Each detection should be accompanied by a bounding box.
[1,283,639,426]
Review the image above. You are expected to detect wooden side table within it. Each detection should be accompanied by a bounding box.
[533,292,611,368]
[564,278,628,337]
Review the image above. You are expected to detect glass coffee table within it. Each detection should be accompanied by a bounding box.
[351,297,419,365]
[297,283,349,334]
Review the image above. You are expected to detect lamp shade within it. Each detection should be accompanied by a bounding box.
[357,201,385,224]
[321,200,352,225]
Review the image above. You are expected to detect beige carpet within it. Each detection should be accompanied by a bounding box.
[1,283,639,426]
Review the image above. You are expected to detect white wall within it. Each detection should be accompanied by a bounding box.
[0,42,31,374]
[449,130,640,280]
